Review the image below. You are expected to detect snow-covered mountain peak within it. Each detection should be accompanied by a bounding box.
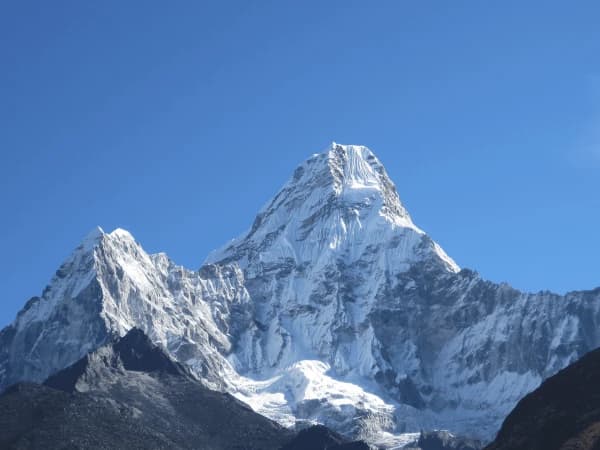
[326,142,383,189]
[80,226,105,251]
[277,142,419,234]
[325,142,414,226]
[12,227,142,333]
[204,144,461,382]
[4,143,600,445]
[207,143,457,273]
[76,226,138,254]
[297,143,407,212]
[108,227,136,240]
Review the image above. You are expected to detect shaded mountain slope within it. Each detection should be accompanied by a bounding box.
[281,425,371,450]
[486,346,600,450]
[0,328,294,450]
[0,383,179,449]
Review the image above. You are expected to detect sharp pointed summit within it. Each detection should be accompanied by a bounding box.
[206,143,458,273]
[80,226,105,250]
[323,142,414,225]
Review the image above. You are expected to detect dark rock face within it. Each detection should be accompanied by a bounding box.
[0,383,180,449]
[111,327,188,375]
[485,347,600,450]
[43,327,189,393]
[0,328,372,449]
[0,329,294,450]
[414,430,483,450]
[281,424,371,450]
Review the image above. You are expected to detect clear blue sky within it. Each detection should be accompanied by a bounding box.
[1,1,600,327]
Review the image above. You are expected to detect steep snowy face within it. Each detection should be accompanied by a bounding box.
[203,144,600,442]
[206,144,458,378]
[208,143,457,273]
[0,228,108,387]
[0,228,249,391]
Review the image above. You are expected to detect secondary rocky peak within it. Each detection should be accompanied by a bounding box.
[113,327,187,376]
[44,328,189,393]
[9,328,296,450]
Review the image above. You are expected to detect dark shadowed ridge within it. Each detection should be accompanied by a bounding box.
[408,430,482,450]
[1,328,372,450]
[112,327,189,375]
[1,328,293,449]
[44,327,188,392]
[485,347,600,450]
[281,424,371,450]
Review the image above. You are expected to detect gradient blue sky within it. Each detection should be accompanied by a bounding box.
[1,1,600,327]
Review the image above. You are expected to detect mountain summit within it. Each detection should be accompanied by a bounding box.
[1,144,600,447]
[207,143,458,273]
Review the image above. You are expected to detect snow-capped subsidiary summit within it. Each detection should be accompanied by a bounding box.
[2,143,600,447]
[0,226,247,392]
